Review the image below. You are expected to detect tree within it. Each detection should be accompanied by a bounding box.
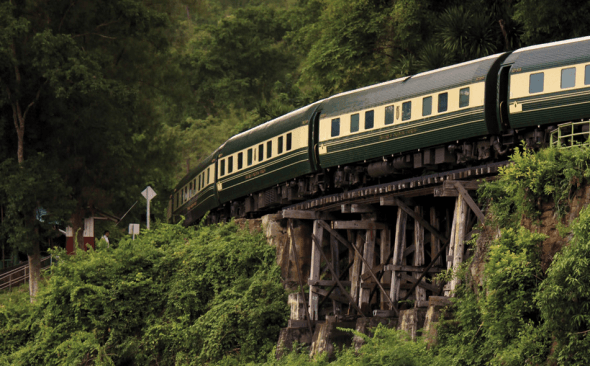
[0,0,179,299]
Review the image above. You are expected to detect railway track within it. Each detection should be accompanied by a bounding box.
[284,160,509,213]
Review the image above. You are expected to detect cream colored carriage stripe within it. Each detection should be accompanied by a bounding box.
[321,119,483,156]
[220,158,310,191]
[218,150,307,185]
[513,88,590,104]
[322,108,483,147]
[219,150,307,185]
[515,99,590,115]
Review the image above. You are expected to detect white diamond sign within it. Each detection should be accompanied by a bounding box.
[141,186,157,201]
[141,186,157,230]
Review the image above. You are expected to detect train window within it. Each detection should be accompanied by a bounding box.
[331,118,340,137]
[189,182,193,196]
[220,159,225,176]
[238,152,243,170]
[228,156,233,173]
[267,141,272,158]
[176,193,179,208]
[459,87,470,107]
[438,93,448,112]
[278,136,284,154]
[422,97,432,116]
[247,149,253,165]
[561,67,575,89]
[586,65,590,85]
[402,102,411,121]
[351,114,359,132]
[529,72,544,93]
[385,106,394,125]
[259,144,264,161]
[198,176,201,191]
[286,133,292,151]
[365,110,374,129]
[207,168,210,184]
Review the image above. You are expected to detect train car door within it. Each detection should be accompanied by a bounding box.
[308,106,323,171]
[497,64,512,132]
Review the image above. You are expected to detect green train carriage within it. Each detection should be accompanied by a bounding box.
[215,102,323,216]
[499,36,590,135]
[169,148,220,225]
[316,53,509,169]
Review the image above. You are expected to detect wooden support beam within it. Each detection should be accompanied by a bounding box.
[311,231,367,318]
[430,207,441,266]
[309,279,352,287]
[332,221,388,230]
[361,282,391,290]
[400,273,441,293]
[384,265,444,273]
[309,221,323,320]
[450,197,468,294]
[282,210,337,221]
[330,233,342,315]
[400,228,455,302]
[403,244,415,257]
[454,181,486,223]
[433,180,482,197]
[351,204,376,213]
[381,197,449,245]
[414,206,426,302]
[390,208,407,308]
[312,287,351,305]
[341,204,351,213]
[288,220,313,335]
[380,228,392,310]
[317,220,398,316]
[350,233,363,312]
[317,259,355,309]
[359,228,376,312]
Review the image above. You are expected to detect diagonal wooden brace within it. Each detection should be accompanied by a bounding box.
[453,181,486,223]
[310,233,367,318]
[382,197,449,245]
[317,220,399,316]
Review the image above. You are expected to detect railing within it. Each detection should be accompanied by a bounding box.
[0,256,53,291]
[550,120,590,148]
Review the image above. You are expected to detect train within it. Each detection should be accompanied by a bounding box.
[168,35,590,226]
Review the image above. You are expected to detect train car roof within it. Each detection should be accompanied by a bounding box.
[320,53,505,118]
[219,101,322,153]
[502,35,590,73]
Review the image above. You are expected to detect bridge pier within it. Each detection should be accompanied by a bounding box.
[274,174,492,357]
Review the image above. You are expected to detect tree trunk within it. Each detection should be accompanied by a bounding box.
[28,239,41,302]
[71,207,86,251]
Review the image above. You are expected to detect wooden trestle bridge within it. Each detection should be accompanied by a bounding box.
[273,161,507,350]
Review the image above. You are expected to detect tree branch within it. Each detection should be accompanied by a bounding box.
[73,33,117,40]
[58,1,77,32]
[22,80,46,123]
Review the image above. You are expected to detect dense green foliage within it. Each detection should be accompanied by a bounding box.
[0,221,288,365]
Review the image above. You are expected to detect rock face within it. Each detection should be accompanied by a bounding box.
[423,296,453,345]
[261,215,312,289]
[353,316,398,350]
[309,316,357,358]
[398,308,427,341]
[276,327,313,359]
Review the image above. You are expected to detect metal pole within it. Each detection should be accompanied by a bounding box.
[147,200,150,230]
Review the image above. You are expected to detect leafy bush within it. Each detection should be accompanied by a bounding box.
[537,205,590,364]
[0,220,288,365]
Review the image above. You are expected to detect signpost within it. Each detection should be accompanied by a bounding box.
[141,186,157,230]
[129,224,140,240]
